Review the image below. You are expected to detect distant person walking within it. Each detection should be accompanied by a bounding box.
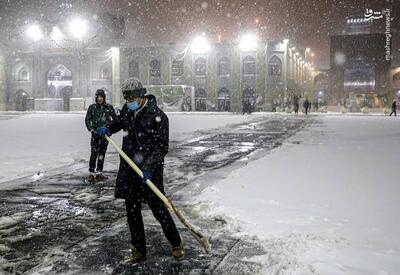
[314,101,319,112]
[390,99,397,116]
[293,96,299,115]
[303,98,311,115]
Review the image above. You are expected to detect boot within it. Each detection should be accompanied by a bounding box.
[87,173,96,183]
[96,172,108,181]
[124,248,146,264]
[171,241,184,260]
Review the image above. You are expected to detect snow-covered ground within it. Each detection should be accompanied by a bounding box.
[0,112,258,184]
[196,115,400,274]
[2,112,399,274]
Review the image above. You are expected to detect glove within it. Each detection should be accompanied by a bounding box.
[142,170,152,184]
[96,127,110,137]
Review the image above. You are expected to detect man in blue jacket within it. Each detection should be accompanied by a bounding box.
[96,78,184,263]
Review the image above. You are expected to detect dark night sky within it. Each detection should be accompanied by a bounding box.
[0,0,399,68]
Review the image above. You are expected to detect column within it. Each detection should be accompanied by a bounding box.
[111,47,121,105]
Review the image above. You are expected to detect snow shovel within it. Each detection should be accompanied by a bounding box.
[104,134,211,254]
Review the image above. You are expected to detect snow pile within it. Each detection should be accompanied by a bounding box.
[196,116,400,274]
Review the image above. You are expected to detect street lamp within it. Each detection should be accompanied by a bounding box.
[50,26,63,43]
[26,24,43,41]
[190,36,210,54]
[68,18,88,39]
[239,33,257,52]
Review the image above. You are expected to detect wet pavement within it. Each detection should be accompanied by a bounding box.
[0,114,308,275]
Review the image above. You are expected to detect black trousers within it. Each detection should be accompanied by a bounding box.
[89,134,108,173]
[125,171,181,254]
[390,110,397,116]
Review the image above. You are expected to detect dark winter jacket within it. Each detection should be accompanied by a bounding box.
[85,103,117,132]
[392,101,397,111]
[109,95,169,199]
[303,100,310,109]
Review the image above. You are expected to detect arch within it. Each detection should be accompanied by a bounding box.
[61,86,73,111]
[129,59,139,78]
[99,63,111,79]
[61,85,73,97]
[195,57,207,76]
[171,59,184,78]
[218,87,230,111]
[218,57,231,77]
[243,55,256,75]
[47,64,72,81]
[47,64,73,98]
[268,55,282,76]
[149,58,161,84]
[195,87,207,111]
[13,64,30,81]
[242,87,256,113]
[149,59,161,78]
[15,89,29,111]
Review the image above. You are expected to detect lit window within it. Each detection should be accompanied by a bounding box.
[195,57,207,76]
[129,60,139,78]
[268,56,282,76]
[218,57,230,77]
[172,59,184,78]
[243,56,256,76]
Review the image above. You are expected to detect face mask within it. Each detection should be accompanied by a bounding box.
[127,101,141,111]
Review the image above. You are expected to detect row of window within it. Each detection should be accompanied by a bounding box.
[14,64,111,81]
[128,55,284,80]
[13,55,285,83]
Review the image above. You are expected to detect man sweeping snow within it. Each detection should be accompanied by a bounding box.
[95,78,184,263]
[85,89,117,183]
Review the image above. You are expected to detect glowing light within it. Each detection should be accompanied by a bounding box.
[50,26,63,43]
[191,36,210,54]
[26,24,43,41]
[68,18,88,39]
[110,47,119,54]
[239,33,258,52]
